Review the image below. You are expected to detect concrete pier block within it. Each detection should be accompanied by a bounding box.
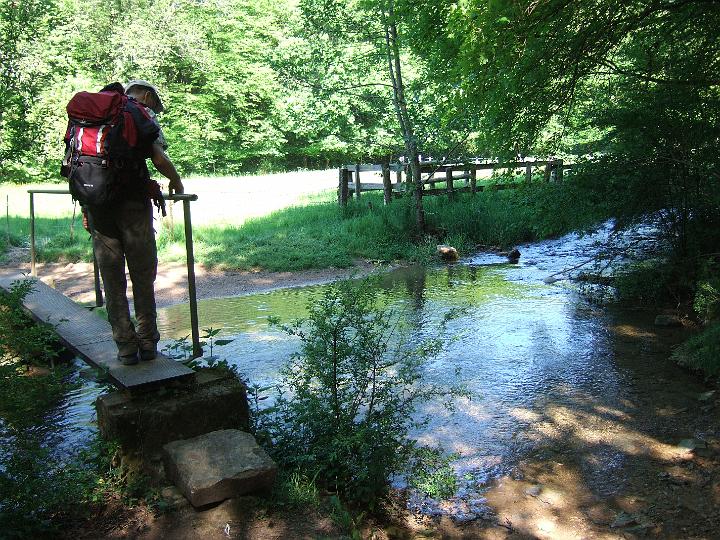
[96,369,249,455]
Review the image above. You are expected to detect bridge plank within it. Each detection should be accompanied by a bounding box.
[0,276,194,390]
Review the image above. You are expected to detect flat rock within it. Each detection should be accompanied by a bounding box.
[163,429,277,507]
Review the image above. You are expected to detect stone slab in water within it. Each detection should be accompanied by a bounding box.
[163,429,277,507]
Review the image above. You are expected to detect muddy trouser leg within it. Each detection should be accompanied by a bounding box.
[89,207,138,356]
[120,200,160,352]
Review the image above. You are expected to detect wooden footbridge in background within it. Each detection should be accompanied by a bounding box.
[0,275,195,391]
[338,158,573,205]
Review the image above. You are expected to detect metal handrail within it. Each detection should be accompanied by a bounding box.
[28,189,203,359]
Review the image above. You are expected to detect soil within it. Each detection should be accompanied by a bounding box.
[0,248,382,308]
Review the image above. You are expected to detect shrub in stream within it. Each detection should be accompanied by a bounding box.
[259,279,466,507]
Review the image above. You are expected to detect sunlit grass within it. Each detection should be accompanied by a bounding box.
[1,176,607,272]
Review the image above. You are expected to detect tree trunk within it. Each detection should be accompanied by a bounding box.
[383,2,425,233]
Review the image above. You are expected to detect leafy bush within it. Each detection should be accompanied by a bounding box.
[407,447,459,500]
[261,279,465,506]
[693,259,720,323]
[614,260,677,307]
[0,279,154,537]
[0,279,62,368]
[672,323,720,378]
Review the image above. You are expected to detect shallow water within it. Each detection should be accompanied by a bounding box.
[0,360,104,466]
[11,223,674,518]
[152,223,656,514]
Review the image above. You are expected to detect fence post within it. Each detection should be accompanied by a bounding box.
[544,161,552,182]
[29,192,36,277]
[354,164,361,199]
[182,198,202,359]
[446,168,454,200]
[470,168,477,195]
[525,162,532,183]
[395,167,402,192]
[338,167,349,206]
[382,163,392,205]
[556,159,564,182]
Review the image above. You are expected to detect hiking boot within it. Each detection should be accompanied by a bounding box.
[118,352,138,366]
[139,348,157,361]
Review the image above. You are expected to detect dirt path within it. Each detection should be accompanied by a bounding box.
[0,250,381,308]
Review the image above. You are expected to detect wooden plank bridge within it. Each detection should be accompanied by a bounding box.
[0,275,195,391]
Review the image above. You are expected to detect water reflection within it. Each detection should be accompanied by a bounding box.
[155,227,632,516]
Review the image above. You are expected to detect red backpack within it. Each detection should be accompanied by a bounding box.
[61,83,159,206]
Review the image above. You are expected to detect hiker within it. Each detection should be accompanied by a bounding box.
[73,80,183,365]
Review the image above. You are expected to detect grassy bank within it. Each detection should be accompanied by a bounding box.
[2,181,608,271]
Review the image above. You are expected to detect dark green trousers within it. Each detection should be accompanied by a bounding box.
[88,199,159,356]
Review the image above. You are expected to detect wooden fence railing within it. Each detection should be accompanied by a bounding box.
[338,159,572,206]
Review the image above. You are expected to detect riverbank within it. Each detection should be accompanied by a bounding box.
[0,256,383,309]
[1,178,609,272]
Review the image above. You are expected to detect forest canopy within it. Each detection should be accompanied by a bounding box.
[1,0,718,210]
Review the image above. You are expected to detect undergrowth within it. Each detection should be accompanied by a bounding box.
[0,280,155,538]
[252,278,467,511]
[671,323,720,379]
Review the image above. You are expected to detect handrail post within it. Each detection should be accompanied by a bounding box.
[182,199,202,359]
[29,192,36,277]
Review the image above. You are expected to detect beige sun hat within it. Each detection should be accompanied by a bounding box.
[124,79,165,113]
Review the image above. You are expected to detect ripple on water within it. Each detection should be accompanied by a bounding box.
[42,223,660,515]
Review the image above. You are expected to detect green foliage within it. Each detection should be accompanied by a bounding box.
[0,437,95,538]
[406,446,458,500]
[162,327,237,376]
[0,362,74,430]
[0,279,155,536]
[0,432,155,538]
[259,278,466,506]
[0,279,62,368]
[613,260,676,307]
[269,470,321,509]
[672,323,720,378]
[693,260,720,324]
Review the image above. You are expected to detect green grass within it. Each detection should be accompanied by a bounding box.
[1,181,608,272]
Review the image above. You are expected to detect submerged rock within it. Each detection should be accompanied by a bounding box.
[498,248,521,262]
[654,314,682,327]
[507,248,521,262]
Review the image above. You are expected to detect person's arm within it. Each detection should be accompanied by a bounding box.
[151,143,184,195]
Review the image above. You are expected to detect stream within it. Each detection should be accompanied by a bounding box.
[10,223,715,524]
